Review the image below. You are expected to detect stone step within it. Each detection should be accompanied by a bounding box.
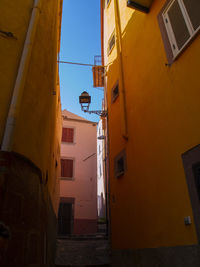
[56,264,111,267]
[57,234,108,240]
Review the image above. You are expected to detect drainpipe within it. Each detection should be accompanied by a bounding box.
[113,0,128,139]
[1,0,42,151]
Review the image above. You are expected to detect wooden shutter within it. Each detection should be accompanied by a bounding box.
[62,128,74,143]
[61,159,73,178]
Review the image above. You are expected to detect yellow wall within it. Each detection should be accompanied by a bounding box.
[103,0,200,249]
[0,0,62,214]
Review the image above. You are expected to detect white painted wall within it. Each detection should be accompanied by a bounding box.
[97,120,106,218]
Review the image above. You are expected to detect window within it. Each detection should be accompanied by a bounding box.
[182,144,200,242]
[158,0,200,63]
[62,128,74,143]
[99,164,102,177]
[111,82,119,103]
[107,0,111,7]
[58,200,74,235]
[107,31,115,55]
[114,149,127,178]
[61,159,74,179]
[127,0,154,13]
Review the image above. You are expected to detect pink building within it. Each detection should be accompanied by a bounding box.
[58,110,98,235]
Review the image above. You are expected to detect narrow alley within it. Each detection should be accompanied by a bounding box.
[1,0,200,266]
[55,236,110,267]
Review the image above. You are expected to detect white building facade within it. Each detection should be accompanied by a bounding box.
[97,119,106,219]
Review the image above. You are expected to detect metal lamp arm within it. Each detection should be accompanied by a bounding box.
[82,109,107,117]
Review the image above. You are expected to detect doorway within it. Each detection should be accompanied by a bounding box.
[58,202,74,236]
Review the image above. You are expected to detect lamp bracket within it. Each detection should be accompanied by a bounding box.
[82,108,107,117]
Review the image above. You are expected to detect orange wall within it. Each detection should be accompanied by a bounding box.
[103,0,200,249]
[0,0,63,215]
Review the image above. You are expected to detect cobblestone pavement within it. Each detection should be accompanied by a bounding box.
[55,237,111,267]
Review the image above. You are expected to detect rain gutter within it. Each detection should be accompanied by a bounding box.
[1,0,42,151]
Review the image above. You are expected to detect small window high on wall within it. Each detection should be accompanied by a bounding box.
[114,149,127,178]
[158,0,200,63]
[107,0,111,7]
[62,128,74,143]
[111,82,119,103]
[107,31,115,55]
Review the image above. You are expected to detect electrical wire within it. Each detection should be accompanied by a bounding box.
[57,60,114,68]
[58,60,98,67]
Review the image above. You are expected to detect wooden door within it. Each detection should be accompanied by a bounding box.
[58,202,73,235]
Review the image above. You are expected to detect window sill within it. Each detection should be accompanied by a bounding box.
[60,177,75,181]
[61,142,76,145]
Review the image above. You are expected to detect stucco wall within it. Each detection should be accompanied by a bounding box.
[97,120,106,218]
[60,111,97,234]
[103,0,200,250]
[0,0,62,265]
[0,0,62,215]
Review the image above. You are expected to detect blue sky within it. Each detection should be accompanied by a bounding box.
[59,0,103,122]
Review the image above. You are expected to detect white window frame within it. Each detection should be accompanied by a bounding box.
[162,0,200,59]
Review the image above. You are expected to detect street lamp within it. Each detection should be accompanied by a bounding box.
[79,91,91,112]
[79,91,107,117]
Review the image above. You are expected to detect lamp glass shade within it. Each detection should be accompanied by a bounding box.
[79,91,91,104]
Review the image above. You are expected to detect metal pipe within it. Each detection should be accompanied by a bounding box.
[113,0,128,139]
[1,0,42,151]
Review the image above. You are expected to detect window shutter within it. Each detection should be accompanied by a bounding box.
[62,128,67,142]
[62,128,74,143]
[61,159,73,178]
[66,128,74,143]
